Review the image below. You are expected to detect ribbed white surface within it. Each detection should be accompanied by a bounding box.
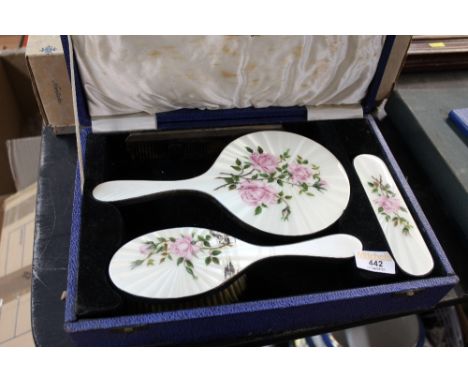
[109,227,362,299]
[354,155,434,276]
[94,131,351,236]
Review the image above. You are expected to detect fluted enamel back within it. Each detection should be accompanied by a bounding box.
[109,227,362,300]
[94,131,351,236]
[354,155,434,276]
[206,131,351,236]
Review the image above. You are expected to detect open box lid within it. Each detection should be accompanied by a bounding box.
[61,36,411,185]
[63,36,410,131]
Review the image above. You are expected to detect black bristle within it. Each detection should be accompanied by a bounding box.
[125,275,248,314]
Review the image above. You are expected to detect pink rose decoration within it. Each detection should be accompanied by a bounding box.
[238,180,278,206]
[319,179,328,189]
[139,243,152,254]
[169,235,200,259]
[288,163,312,184]
[375,195,401,213]
[250,153,279,174]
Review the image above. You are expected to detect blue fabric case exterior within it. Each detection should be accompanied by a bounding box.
[62,36,458,346]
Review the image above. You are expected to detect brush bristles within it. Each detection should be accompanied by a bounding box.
[128,275,248,313]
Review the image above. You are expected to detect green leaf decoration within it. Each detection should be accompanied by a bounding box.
[147,259,155,266]
[185,266,197,279]
[231,165,241,171]
[212,257,220,265]
[281,206,291,221]
[177,257,184,266]
[130,259,144,269]
[159,258,165,264]
[211,250,221,256]
[246,146,253,153]
[205,257,212,265]
[186,260,194,268]
[257,146,264,154]
[378,207,384,213]
[228,184,237,190]
[169,237,176,242]
[236,158,241,166]
[255,206,262,215]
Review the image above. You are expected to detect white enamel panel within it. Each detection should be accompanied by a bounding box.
[109,227,362,300]
[94,131,351,236]
[353,155,434,276]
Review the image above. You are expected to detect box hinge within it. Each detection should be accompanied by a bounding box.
[91,113,158,133]
[306,104,364,121]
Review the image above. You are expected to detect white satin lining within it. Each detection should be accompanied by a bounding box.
[72,36,385,118]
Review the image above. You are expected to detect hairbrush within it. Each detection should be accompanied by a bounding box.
[93,130,350,236]
[108,227,362,305]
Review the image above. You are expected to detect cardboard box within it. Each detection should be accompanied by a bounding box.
[1,47,42,194]
[0,183,37,347]
[0,59,22,195]
[0,47,42,136]
[0,36,23,51]
[26,36,74,134]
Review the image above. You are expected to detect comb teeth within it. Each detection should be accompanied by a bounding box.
[128,140,220,161]
[128,275,248,314]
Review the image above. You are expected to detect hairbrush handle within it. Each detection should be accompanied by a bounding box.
[93,177,211,202]
[260,234,362,259]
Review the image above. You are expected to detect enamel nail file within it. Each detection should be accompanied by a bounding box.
[353,154,434,276]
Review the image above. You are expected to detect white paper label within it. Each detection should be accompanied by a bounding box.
[355,251,396,274]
